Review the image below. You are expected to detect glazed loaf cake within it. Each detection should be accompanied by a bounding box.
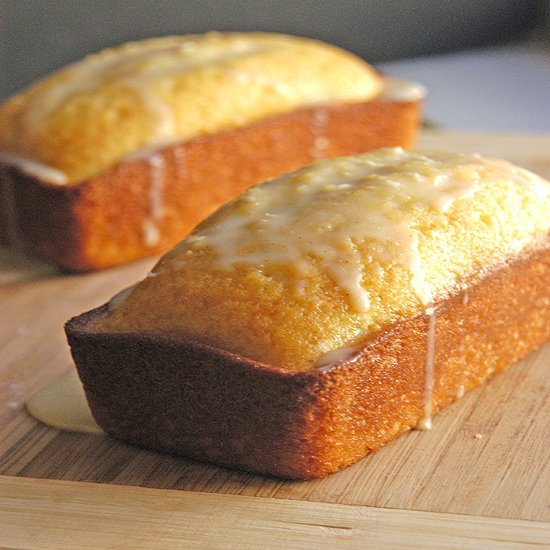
[0,32,423,271]
[66,148,550,478]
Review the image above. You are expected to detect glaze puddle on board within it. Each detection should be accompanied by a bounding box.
[26,371,102,434]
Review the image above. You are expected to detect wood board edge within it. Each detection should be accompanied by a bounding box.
[1,475,549,549]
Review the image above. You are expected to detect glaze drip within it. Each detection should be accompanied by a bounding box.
[310,108,329,160]
[417,305,436,431]
[142,153,166,247]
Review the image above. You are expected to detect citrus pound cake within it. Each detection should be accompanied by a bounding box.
[66,148,550,478]
[0,32,423,271]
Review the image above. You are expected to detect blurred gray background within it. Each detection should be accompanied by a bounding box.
[1,0,549,130]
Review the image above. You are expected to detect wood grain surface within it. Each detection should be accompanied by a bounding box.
[2,476,549,549]
[1,131,549,547]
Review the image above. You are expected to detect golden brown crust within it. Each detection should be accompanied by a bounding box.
[66,241,550,478]
[0,98,421,271]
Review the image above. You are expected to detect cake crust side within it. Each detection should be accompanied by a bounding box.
[0,99,420,271]
[0,164,88,268]
[66,242,550,479]
[312,242,550,475]
[67,305,326,479]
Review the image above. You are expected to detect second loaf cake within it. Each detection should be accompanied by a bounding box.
[66,148,550,478]
[0,32,423,270]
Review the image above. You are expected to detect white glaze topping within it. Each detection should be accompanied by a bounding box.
[108,284,138,312]
[100,148,550,373]
[0,69,420,185]
[26,371,102,434]
[1,33,387,183]
[316,341,363,370]
[182,148,506,313]
[20,38,264,135]
[380,77,427,102]
[0,152,68,185]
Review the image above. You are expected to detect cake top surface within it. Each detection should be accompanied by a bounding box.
[95,148,550,371]
[0,32,385,184]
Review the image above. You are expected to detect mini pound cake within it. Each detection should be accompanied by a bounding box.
[66,148,550,478]
[0,32,423,271]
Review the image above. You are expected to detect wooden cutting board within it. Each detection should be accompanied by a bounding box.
[1,131,549,548]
